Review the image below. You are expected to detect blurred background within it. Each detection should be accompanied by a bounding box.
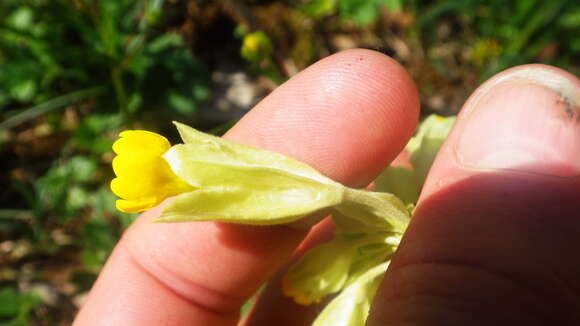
[0,0,578,324]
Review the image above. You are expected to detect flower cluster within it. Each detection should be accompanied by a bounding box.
[109,115,455,326]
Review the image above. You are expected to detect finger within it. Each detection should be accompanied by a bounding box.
[74,49,419,326]
[240,218,336,326]
[370,65,580,325]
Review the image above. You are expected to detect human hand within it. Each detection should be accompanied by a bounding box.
[73,49,580,325]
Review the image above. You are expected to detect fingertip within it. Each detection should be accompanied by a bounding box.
[226,49,419,186]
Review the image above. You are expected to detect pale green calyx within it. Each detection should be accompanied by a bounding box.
[282,231,399,306]
[312,261,391,326]
[282,239,358,305]
[375,114,456,203]
[284,114,455,326]
[158,122,345,224]
[156,121,410,232]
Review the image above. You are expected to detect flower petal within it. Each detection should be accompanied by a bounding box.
[113,130,170,156]
[116,198,158,213]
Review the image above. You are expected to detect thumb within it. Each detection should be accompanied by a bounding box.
[370,65,580,325]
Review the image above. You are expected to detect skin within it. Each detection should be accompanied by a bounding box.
[73,49,580,325]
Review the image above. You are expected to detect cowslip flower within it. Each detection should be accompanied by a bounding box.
[111,130,194,213]
[107,115,454,326]
[109,121,414,326]
[110,122,352,223]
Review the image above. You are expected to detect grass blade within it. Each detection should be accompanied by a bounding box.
[0,87,106,131]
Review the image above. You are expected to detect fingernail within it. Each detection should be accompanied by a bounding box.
[455,66,580,177]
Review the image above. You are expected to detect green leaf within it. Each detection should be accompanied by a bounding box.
[67,156,98,183]
[0,287,40,324]
[93,186,136,229]
[167,90,196,115]
[299,0,337,19]
[36,162,70,214]
[0,287,20,317]
[313,261,389,326]
[6,7,34,31]
[147,33,183,53]
[72,113,121,155]
[384,0,403,12]
[9,80,36,102]
[338,0,386,25]
[80,214,117,270]
[66,186,90,212]
[559,7,580,28]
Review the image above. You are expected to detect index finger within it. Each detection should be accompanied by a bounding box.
[73,49,419,326]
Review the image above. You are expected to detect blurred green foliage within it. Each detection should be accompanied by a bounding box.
[0,0,211,323]
[0,0,578,324]
[415,0,579,78]
[0,287,40,326]
[0,0,210,122]
[299,0,403,24]
[296,0,578,77]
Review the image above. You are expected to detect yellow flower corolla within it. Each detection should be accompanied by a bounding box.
[110,130,195,213]
[240,31,272,62]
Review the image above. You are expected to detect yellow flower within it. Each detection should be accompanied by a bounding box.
[240,31,272,62]
[110,130,195,213]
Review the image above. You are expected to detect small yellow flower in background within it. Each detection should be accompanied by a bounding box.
[240,31,273,62]
[110,130,194,213]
